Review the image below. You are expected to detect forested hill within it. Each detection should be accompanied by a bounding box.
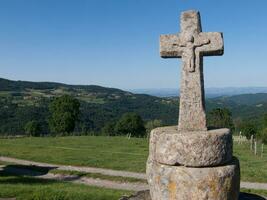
[207,93,267,121]
[211,93,267,105]
[0,78,178,135]
[0,78,128,94]
[0,77,267,135]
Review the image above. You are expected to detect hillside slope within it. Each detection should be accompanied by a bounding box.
[0,78,267,135]
[0,78,178,135]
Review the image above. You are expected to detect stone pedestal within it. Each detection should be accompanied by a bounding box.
[147,126,240,200]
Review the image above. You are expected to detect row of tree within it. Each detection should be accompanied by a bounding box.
[24,94,231,138]
[23,95,162,137]
[21,94,267,143]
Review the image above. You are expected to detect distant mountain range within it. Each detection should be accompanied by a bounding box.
[130,87,267,97]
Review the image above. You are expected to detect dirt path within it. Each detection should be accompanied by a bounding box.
[1,156,267,191]
[0,156,146,179]
[241,182,267,191]
[0,165,148,191]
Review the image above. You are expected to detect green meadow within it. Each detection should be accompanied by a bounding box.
[0,136,266,183]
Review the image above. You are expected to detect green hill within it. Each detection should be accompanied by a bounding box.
[212,93,267,105]
[0,78,178,135]
[0,77,267,135]
[207,94,267,121]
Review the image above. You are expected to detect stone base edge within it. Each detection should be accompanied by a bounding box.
[146,157,240,200]
[150,126,233,167]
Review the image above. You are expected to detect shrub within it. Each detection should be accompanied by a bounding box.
[207,108,235,131]
[101,122,116,136]
[241,122,258,139]
[24,120,41,137]
[115,113,146,137]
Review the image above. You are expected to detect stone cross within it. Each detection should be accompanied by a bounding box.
[160,10,224,131]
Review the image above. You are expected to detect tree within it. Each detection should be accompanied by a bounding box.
[24,120,41,137]
[207,108,234,131]
[101,122,116,136]
[49,95,80,135]
[115,113,146,137]
[263,113,267,127]
[145,119,163,134]
[241,121,258,139]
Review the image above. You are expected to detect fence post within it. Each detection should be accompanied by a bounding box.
[261,143,264,158]
[250,135,254,151]
[254,140,257,155]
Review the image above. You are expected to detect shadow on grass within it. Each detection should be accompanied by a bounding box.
[239,192,266,200]
[0,164,59,185]
[2,164,57,176]
[0,164,84,184]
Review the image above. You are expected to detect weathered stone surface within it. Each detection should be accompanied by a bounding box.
[146,157,240,200]
[149,126,233,167]
[160,10,223,131]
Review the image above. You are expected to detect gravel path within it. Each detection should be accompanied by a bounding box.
[241,182,267,191]
[0,156,146,179]
[1,156,267,191]
[0,165,148,191]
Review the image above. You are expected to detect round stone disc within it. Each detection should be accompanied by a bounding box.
[147,157,240,200]
[150,126,233,167]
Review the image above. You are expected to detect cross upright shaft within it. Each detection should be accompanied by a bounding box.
[160,10,224,131]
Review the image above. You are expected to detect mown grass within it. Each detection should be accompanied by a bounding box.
[50,169,147,183]
[0,136,266,183]
[234,141,267,183]
[0,136,149,172]
[0,170,130,200]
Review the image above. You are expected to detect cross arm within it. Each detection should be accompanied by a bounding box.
[196,32,224,56]
[160,34,184,58]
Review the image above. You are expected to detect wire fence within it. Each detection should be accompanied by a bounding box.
[233,135,266,158]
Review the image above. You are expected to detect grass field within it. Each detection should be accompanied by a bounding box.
[0,170,129,200]
[0,136,266,183]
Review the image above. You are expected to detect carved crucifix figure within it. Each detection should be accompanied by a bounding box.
[175,35,210,72]
[160,10,224,131]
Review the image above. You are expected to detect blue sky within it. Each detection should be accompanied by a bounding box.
[0,0,266,89]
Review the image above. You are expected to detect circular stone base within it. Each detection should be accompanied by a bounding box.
[146,157,240,200]
[150,126,232,167]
